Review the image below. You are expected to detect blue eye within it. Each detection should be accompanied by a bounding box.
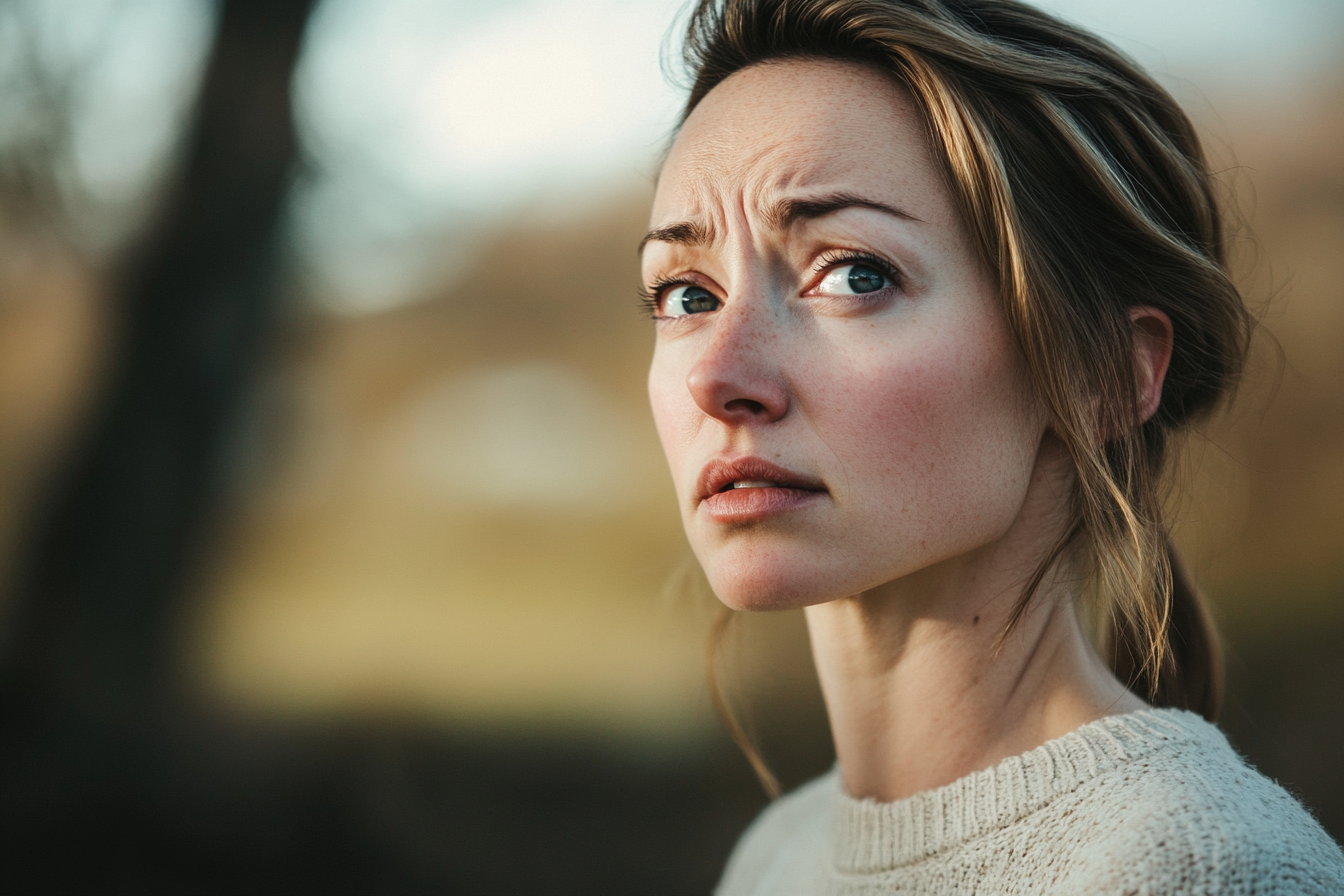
[663,284,720,316]
[817,262,892,295]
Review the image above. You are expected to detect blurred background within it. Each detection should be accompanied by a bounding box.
[0,0,1340,892]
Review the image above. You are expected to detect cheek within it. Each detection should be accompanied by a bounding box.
[819,320,1040,549]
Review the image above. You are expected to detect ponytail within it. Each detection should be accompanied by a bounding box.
[1105,540,1223,720]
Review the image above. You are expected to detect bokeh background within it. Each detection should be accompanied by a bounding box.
[0,0,1340,892]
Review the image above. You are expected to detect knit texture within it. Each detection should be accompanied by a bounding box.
[715,709,1344,895]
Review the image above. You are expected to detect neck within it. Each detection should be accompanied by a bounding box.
[806,445,1143,802]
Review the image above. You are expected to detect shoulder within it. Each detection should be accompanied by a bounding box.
[1064,710,1344,895]
[715,769,835,896]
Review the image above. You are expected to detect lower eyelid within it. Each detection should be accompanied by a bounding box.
[809,274,899,298]
[805,285,899,313]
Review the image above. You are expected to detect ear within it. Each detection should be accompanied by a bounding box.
[1129,305,1173,424]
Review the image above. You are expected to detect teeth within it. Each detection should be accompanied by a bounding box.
[730,480,781,489]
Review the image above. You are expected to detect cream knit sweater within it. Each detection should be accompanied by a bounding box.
[716,709,1344,895]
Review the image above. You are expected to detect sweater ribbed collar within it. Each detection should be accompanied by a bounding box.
[830,708,1218,873]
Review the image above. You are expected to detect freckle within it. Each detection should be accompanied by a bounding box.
[973,614,980,625]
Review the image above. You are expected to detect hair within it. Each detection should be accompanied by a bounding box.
[678,0,1253,775]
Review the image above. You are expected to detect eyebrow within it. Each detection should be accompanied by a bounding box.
[638,191,918,255]
[767,192,919,230]
[638,220,710,255]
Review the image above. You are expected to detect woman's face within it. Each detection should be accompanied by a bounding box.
[644,59,1050,611]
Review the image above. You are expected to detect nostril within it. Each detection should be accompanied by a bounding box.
[686,362,788,423]
[724,397,768,415]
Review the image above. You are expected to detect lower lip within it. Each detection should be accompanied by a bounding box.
[700,487,825,523]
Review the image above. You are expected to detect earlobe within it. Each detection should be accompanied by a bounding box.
[1129,306,1174,424]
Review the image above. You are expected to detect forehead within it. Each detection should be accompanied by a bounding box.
[653,58,945,224]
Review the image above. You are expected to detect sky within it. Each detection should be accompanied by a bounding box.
[0,0,214,251]
[14,0,1343,309]
[291,0,1344,313]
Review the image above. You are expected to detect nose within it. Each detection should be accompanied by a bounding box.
[686,302,789,424]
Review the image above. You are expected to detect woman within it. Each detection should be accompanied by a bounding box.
[639,0,1344,892]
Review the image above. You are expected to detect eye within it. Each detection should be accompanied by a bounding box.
[662,284,721,317]
[816,262,893,295]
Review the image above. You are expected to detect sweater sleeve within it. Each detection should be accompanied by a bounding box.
[1067,748,1344,895]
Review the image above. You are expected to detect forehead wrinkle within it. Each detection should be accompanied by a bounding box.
[650,126,855,260]
[671,163,826,246]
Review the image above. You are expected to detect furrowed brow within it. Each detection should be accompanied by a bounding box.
[767,192,919,230]
[637,194,915,254]
[638,221,712,255]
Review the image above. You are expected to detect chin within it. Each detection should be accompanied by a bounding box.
[712,587,806,613]
[700,547,857,612]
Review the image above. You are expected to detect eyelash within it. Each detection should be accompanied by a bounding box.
[811,249,902,289]
[637,274,694,320]
[638,250,902,319]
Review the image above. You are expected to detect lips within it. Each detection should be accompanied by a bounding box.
[696,457,826,522]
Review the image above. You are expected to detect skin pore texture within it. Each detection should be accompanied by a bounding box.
[643,59,1174,802]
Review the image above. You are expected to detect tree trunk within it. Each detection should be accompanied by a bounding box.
[0,0,318,723]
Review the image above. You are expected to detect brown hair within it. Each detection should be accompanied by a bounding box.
[680,0,1252,742]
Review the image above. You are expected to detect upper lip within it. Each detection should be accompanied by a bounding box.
[696,456,826,502]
